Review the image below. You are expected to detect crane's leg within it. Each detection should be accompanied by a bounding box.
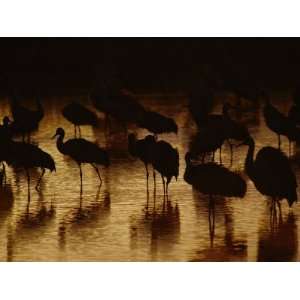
[74,125,77,137]
[278,135,281,149]
[144,163,149,192]
[79,164,83,194]
[78,126,82,137]
[161,175,166,196]
[26,169,31,203]
[153,169,156,192]
[91,164,102,184]
[212,151,215,162]
[208,195,215,247]
[219,146,222,164]
[35,168,45,191]
[228,140,233,166]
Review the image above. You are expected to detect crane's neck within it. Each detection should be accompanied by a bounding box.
[245,141,255,178]
[56,134,66,154]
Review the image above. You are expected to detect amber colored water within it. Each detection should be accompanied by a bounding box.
[0,92,298,261]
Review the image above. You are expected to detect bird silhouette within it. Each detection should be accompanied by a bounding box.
[263,94,300,151]
[189,126,226,163]
[241,136,297,208]
[184,151,246,244]
[53,127,109,192]
[222,103,250,163]
[4,141,55,193]
[184,152,246,199]
[9,95,44,141]
[151,139,179,196]
[91,88,145,126]
[137,110,178,137]
[62,101,98,137]
[128,133,156,185]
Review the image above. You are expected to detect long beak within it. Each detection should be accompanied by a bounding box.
[51,134,57,139]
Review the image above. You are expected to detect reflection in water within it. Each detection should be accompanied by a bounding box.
[257,213,298,262]
[0,93,299,261]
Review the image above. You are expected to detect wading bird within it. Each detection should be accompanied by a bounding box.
[53,127,109,192]
[241,136,297,213]
[62,101,98,137]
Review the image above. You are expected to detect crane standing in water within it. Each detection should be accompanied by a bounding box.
[53,127,109,193]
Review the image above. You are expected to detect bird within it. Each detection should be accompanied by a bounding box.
[184,152,246,199]
[4,141,56,193]
[10,95,44,141]
[137,110,178,137]
[128,133,156,184]
[263,93,300,151]
[189,126,226,163]
[91,88,145,126]
[241,136,297,210]
[288,104,300,127]
[184,151,246,244]
[62,101,98,137]
[52,127,109,192]
[222,103,250,163]
[151,139,179,196]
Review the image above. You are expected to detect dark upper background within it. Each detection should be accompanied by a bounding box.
[0,38,299,96]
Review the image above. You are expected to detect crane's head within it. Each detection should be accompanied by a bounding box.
[52,127,65,139]
[2,116,11,126]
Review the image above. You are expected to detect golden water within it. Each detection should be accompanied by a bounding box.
[0,92,298,261]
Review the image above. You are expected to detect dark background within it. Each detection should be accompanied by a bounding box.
[0,38,299,95]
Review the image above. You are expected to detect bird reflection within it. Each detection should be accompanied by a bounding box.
[58,187,111,250]
[257,213,298,261]
[130,193,180,260]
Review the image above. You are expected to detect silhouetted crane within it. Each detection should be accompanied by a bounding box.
[137,110,178,137]
[263,94,300,150]
[241,136,297,210]
[222,103,250,163]
[5,141,56,192]
[62,101,98,137]
[184,152,246,199]
[53,127,109,192]
[128,134,156,184]
[151,139,179,196]
[91,89,145,126]
[288,104,300,127]
[184,151,246,244]
[10,95,44,141]
[189,126,226,163]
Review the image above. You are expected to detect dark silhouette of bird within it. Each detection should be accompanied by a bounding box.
[5,141,55,192]
[137,110,178,137]
[128,133,156,183]
[184,152,246,199]
[241,136,297,208]
[222,103,250,163]
[91,88,145,125]
[263,94,300,151]
[184,151,246,244]
[189,126,226,163]
[10,95,44,141]
[62,101,98,137]
[288,104,300,127]
[151,139,179,196]
[53,127,109,192]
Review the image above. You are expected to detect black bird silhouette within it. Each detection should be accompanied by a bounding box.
[53,127,109,192]
[62,101,98,137]
[137,110,178,137]
[241,136,297,208]
[189,126,226,163]
[184,152,246,199]
[222,103,250,163]
[5,141,55,192]
[10,96,44,141]
[91,88,145,125]
[128,133,156,183]
[151,139,179,196]
[184,152,246,244]
[288,104,300,127]
[263,94,300,151]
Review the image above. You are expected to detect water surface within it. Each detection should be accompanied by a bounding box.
[0,92,298,261]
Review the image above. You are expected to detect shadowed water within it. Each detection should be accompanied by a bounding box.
[0,92,299,261]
